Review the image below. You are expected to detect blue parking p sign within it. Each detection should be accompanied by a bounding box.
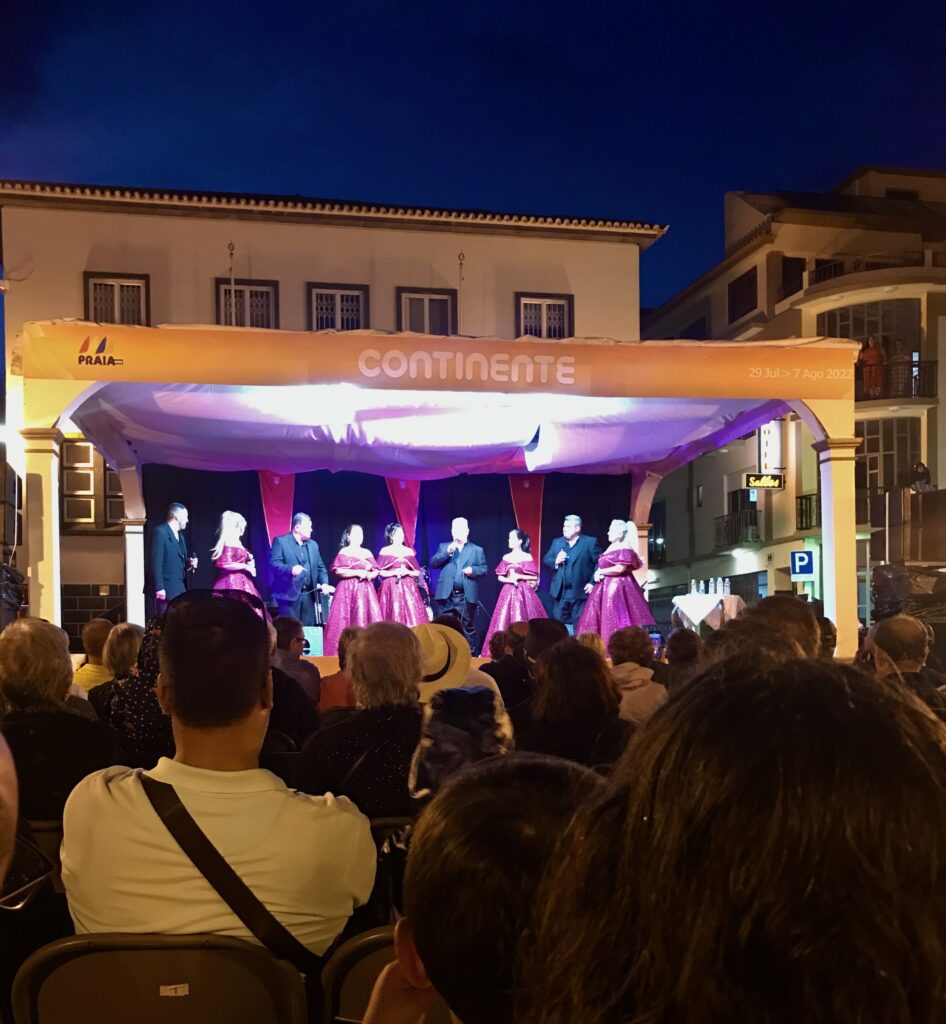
[790,550,816,581]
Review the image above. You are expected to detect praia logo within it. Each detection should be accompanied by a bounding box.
[78,337,124,367]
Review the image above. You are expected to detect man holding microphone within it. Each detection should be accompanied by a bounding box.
[542,514,601,632]
[431,517,487,652]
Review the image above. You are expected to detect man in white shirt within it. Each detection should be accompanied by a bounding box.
[62,592,375,955]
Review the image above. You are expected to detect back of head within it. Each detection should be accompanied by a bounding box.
[871,614,929,667]
[504,621,528,655]
[487,632,506,661]
[748,595,820,657]
[159,595,269,727]
[666,627,701,665]
[576,632,607,660]
[348,621,421,709]
[431,612,464,635]
[406,753,609,1024]
[0,618,72,710]
[81,617,114,660]
[608,626,652,667]
[533,638,618,723]
[523,618,568,663]
[525,657,946,1024]
[336,626,362,671]
[103,622,145,678]
[703,614,804,665]
[272,615,302,651]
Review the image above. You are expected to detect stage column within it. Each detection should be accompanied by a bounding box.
[634,522,651,587]
[813,437,860,660]
[122,518,147,626]
[21,428,63,623]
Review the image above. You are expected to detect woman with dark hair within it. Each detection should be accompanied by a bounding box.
[664,626,703,694]
[480,528,547,656]
[516,638,631,768]
[377,522,428,628]
[324,524,382,656]
[522,658,946,1024]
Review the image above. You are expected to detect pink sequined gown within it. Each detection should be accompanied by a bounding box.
[577,547,652,645]
[324,551,382,656]
[212,545,265,605]
[480,556,548,656]
[378,551,428,627]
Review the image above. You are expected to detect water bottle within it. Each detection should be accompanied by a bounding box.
[707,578,716,595]
[723,577,731,596]
[715,577,724,596]
[690,579,697,594]
[698,579,706,594]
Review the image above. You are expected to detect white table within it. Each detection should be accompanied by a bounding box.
[672,593,747,631]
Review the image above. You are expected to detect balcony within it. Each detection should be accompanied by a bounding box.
[811,251,925,286]
[795,493,821,531]
[855,360,937,402]
[714,509,760,550]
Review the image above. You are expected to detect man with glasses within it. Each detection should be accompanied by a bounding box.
[272,615,321,704]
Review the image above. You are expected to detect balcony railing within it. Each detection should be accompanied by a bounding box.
[855,360,937,401]
[811,251,925,285]
[714,509,760,549]
[795,493,821,531]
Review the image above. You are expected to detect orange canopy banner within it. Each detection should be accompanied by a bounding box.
[21,321,858,401]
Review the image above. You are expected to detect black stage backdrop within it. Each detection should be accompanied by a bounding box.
[143,465,631,628]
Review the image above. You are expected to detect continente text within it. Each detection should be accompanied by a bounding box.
[357,348,576,386]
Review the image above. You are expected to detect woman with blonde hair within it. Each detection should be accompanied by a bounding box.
[577,519,652,646]
[211,510,266,612]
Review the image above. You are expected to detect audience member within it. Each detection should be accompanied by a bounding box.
[364,754,610,1024]
[480,621,532,709]
[487,632,505,661]
[523,657,946,1024]
[71,618,115,692]
[0,619,119,819]
[266,623,320,749]
[517,638,631,768]
[295,622,424,818]
[664,627,702,694]
[318,625,359,714]
[414,623,500,701]
[818,615,837,659]
[62,593,375,955]
[867,614,946,719]
[702,614,804,665]
[0,735,16,884]
[608,627,668,724]
[88,622,144,720]
[745,594,820,657]
[103,617,174,763]
[576,631,607,660]
[272,615,321,704]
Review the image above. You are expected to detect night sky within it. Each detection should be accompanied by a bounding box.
[4,0,944,307]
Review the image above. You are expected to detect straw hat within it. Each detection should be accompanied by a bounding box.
[413,623,472,702]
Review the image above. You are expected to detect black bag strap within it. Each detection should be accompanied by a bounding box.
[140,773,322,976]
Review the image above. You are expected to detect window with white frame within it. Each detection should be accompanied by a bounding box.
[215,279,279,329]
[60,440,125,531]
[307,284,369,331]
[516,293,573,339]
[84,273,148,325]
[397,289,456,335]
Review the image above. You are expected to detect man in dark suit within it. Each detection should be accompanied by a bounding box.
[269,512,334,626]
[150,503,197,614]
[430,517,488,652]
[542,514,602,630]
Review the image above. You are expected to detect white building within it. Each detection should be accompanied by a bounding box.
[0,179,663,642]
[642,166,946,627]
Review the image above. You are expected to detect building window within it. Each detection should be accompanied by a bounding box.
[306,284,369,331]
[855,417,920,494]
[817,299,921,350]
[215,279,279,329]
[727,267,758,324]
[84,273,150,325]
[515,293,574,339]
[61,440,125,533]
[396,288,458,335]
[779,256,806,301]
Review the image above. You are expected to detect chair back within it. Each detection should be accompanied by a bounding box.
[12,933,307,1024]
[27,822,64,894]
[321,927,395,1024]
[259,751,299,786]
[368,818,412,850]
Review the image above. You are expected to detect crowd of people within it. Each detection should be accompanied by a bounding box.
[1,583,946,1022]
[152,503,655,658]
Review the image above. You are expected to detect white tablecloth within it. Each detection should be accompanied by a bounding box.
[672,593,747,631]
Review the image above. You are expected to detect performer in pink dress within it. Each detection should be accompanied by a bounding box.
[577,519,652,646]
[211,511,267,616]
[324,524,382,656]
[377,522,428,627]
[480,529,548,655]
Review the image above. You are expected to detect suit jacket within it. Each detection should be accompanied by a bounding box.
[150,522,189,599]
[269,533,329,604]
[543,534,602,599]
[431,541,488,603]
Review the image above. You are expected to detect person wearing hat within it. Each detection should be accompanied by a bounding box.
[413,624,502,705]
[430,518,488,652]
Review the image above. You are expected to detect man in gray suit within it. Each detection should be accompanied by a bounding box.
[430,517,487,652]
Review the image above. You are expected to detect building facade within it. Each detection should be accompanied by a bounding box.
[643,166,946,627]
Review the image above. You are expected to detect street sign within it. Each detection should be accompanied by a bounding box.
[790,550,816,581]
[745,473,784,489]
